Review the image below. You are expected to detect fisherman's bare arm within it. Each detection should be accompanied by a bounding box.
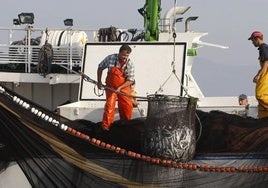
[116,80,134,92]
[253,60,268,83]
[97,68,103,89]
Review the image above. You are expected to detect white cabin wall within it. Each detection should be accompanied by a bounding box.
[32,84,53,109]
[52,83,79,110]
[2,82,79,111]
[12,83,33,99]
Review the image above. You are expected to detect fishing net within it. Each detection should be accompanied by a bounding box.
[0,84,268,188]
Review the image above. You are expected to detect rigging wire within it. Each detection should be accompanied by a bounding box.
[155,0,190,97]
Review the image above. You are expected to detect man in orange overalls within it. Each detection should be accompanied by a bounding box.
[97,44,135,130]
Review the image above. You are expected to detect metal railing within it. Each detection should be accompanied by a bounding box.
[0,22,173,74]
[0,27,93,73]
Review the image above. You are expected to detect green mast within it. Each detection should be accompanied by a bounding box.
[142,0,161,41]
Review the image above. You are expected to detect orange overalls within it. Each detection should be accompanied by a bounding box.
[102,62,133,130]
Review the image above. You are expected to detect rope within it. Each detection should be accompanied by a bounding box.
[58,65,148,100]
[79,71,148,100]
[195,112,202,142]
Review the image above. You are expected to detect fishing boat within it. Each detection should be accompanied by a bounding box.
[0,0,267,187]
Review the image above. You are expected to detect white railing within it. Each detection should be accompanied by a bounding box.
[0,27,96,73]
[0,25,168,73]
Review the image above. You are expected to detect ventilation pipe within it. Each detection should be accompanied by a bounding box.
[185,16,198,32]
[163,6,190,32]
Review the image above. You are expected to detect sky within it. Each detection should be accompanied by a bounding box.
[0,0,267,97]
